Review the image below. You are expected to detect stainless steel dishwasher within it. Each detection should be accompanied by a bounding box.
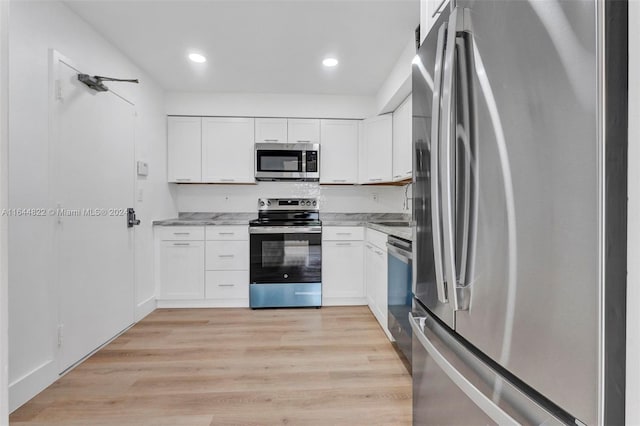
[387,235,413,369]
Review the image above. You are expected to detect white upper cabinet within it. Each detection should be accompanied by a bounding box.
[392,94,413,182]
[362,114,393,184]
[201,117,255,183]
[255,118,288,143]
[288,119,320,144]
[167,116,201,183]
[320,119,359,184]
[420,0,449,44]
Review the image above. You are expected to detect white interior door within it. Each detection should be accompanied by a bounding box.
[53,54,135,372]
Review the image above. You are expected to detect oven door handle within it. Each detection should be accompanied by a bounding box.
[249,226,322,234]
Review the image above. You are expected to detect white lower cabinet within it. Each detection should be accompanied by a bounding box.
[322,226,366,305]
[206,270,249,300]
[365,228,392,340]
[156,225,249,307]
[204,225,249,307]
[158,239,205,300]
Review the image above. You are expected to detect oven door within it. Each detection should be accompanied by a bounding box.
[249,226,322,284]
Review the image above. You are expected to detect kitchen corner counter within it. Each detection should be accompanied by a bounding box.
[153,212,255,226]
[366,223,413,242]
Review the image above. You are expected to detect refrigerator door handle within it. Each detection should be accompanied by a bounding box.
[409,313,520,425]
[430,22,449,304]
[441,6,462,311]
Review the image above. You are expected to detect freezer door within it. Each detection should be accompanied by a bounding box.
[446,1,599,423]
[411,306,567,425]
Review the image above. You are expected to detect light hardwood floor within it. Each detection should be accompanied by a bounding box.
[10,306,412,425]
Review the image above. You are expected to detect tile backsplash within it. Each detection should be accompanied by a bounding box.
[175,182,410,213]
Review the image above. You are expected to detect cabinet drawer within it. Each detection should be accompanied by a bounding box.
[205,241,249,270]
[322,226,364,241]
[156,226,205,241]
[206,225,248,241]
[206,271,249,300]
[366,227,388,250]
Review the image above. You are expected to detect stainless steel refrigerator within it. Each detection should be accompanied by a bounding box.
[411,0,627,424]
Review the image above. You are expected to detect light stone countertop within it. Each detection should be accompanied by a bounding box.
[153,212,414,241]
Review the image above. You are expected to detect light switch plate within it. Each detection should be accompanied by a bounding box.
[137,161,149,176]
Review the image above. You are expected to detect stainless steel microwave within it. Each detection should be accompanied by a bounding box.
[255,143,320,181]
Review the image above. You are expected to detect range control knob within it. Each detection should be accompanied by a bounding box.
[259,200,265,207]
[267,200,272,206]
[312,200,317,206]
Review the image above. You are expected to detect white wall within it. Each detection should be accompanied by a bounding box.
[176,182,408,214]
[627,2,640,423]
[166,92,376,119]
[0,1,8,423]
[8,0,176,411]
[375,38,415,115]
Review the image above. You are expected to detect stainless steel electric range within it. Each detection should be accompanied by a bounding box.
[249,198,321,308]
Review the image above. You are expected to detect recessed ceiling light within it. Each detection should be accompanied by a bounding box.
[188,53,207,63]
[322,57,339,67]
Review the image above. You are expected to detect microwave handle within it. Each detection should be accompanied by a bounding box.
[301,150,307,173]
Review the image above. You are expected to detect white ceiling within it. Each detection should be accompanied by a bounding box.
[65,0,419,96]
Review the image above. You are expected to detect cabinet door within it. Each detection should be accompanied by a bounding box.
[392,95,413,181]
[159,241,205,300]
[205,241,249,270]
[420,0,449,44]
[374,245,389,330]
[363,114,393,183]
[255,118,288,143]
[322,241,365,302]
[167,116,201,183]
[201,117,255,183]
[320,120,359,184]
[288,119,320,144]
[365,243,377,310]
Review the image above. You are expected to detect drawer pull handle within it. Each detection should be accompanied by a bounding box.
[218,232,235,235]
[369,178,383,182]
[220,179,235,182]
[218,284,235,287]
[333,179,347,183]
[175,178,191,182]
[294,291,321,296]
[173,243,190,246]
[263,139,279,142]
[173,232,190,235]
[375,249,384,255]
[336,242,351,246]
[336,232,352,235]
[218,254,235,258]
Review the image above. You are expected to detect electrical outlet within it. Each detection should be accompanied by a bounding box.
[372,193,378,202]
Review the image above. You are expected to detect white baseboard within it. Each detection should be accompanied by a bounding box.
[9,359,57,413]
[157,299,249,308]
[322,297,367,306]
[135,296,156,321]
